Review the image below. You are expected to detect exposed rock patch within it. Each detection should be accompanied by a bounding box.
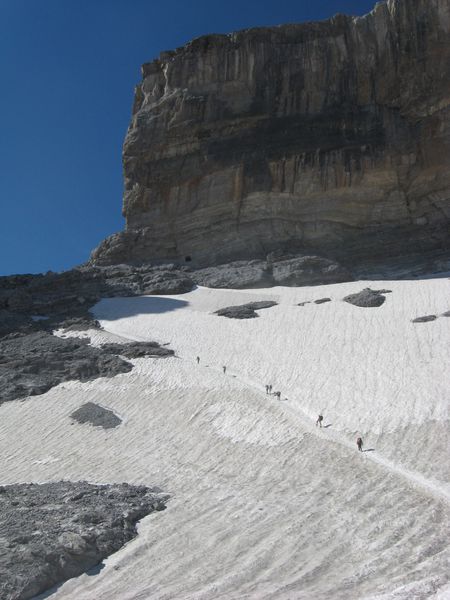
[193,254,351,289]
[0,332,132,403]
[0,332,174,404]
[441,310,450,317]
[0,264,194,339]
[70,402,122,429]
[271,256,350,287]
[193,260,272,289]
[343,288,389,308]
[215,301,277,319]
[412,315,437,323]
[0,481,168,600]
[314,298,331,304]
[100,341,174,359]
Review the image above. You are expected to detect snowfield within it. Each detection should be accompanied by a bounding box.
[1,277,449,599]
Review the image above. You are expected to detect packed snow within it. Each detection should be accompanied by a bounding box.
[1,277,449,599]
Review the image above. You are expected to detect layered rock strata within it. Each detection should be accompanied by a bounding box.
[91,0,450,269]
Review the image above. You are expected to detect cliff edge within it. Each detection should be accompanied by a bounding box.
[91,0,450,269]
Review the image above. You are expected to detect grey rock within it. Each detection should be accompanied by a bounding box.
[314,298,331,304]
[193,254,351,289]
[215,301,277,319]
[271,256,351,287]
[0,481,168,600]
[100,341,174,358]
[90,0,450,269]
[0,264,195,337]
[343,288,388,308]
[412,315,437,323]
[441,310,450,317]
[56,316,101,331]
[193,260,272,289]
[0,332,175,404]
[0,331,133,404]
[0,310,36,337]
[70,402,122,429]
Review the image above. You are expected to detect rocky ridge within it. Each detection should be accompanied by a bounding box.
[91,0,450,270]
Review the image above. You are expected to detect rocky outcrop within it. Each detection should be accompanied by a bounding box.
[412,314,437,323]
[0,332,174,404]
[91,0,450,270]
[0,481,167,600]
[99,341,174,358]
[343,287,391,307]
[0,264,194,338]
[215,301,277,319]
[193,253,351,288]
[70,402,122,428]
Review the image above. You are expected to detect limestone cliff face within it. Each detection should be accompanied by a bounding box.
[91,0,450,267]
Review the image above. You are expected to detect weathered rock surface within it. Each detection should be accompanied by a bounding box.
[70,402,122,429]
[412,314,437,323]
[0,264,194,331]
[314,298,332,304]
[0,332,174,404]
[343,288,390,307]
[91,0,450,270]
[0,332,133,403]
[193,254,351,288]
[100,341,174,358]
[0,481,168,600]
[215,301,277,319]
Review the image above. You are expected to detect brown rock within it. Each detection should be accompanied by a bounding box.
[90,0,450,269]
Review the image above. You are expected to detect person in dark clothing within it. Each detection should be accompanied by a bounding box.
[265,385,269,394]
[316,414,324,427]
[222,365,226,374]
[357,437,363,451]
[196,356,200,364]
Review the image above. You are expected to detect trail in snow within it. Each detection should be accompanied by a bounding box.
[191,358,450,506]
[1,278,449,600]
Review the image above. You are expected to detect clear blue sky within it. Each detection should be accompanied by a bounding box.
[0,0,376,275]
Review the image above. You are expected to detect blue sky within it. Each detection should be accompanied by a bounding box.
[0,0,376,275]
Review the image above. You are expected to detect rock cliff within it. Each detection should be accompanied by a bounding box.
[91,0,450,269]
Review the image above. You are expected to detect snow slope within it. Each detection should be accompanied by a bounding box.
[1,277,449,599]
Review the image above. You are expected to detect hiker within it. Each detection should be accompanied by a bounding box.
[316,414,324,428]
[357,437,363,452]
[265,384,269,394]
[223,366,226,374]
[275,391,281,400]
[196,356,200,364]
[268,384,273,394]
